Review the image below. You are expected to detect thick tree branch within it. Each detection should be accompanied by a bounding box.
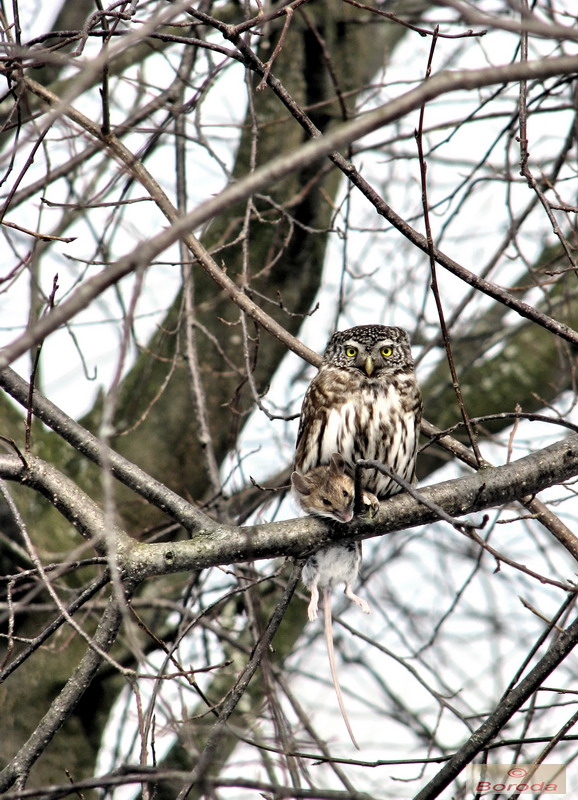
[4,366,578,580]
[0,436,578,589]
[0,367,216,533]
[125,434,578,578]
[2,437,577,581]
[0,453,130,553]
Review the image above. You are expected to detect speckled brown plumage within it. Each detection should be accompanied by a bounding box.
[295,325,422,498]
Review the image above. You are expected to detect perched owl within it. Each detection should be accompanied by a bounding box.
[294,324,422,619]
[295,324,422,497]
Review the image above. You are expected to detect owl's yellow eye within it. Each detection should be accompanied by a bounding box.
[381,346,393,357]
[345,346,358,358]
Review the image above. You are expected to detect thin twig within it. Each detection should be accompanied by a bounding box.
[96,0,111,136]
[354,458,573,591]
[176,562,302,799]
[229,0,309,35]
[257,7,294,91]
[517,0,578,277]
[519,596,566,634]
[504,593,577,697]
[415,29,483,466]
[25,274,59,453]
[0,435,27,468]
[0,219,75,241]
[341,0,486,39]
[422,411,578,447]
[176,91,222,499]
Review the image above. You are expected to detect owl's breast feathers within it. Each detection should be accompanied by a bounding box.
[294,363,422,499]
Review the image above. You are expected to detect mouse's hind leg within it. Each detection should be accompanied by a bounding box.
[307,582,321,620]
[344,583,371,614]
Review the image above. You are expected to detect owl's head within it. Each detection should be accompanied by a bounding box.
[323,325,414,377]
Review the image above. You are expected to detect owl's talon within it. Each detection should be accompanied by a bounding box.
[358,491,379,520]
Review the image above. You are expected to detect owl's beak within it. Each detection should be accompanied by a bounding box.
[364,356,375,376]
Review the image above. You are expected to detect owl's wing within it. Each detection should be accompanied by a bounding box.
[294,379,327,474]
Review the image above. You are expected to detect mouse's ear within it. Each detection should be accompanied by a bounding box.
[329,452,345,474]
[291,471,312,496]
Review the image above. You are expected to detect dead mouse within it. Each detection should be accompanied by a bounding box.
[291,452,378,748]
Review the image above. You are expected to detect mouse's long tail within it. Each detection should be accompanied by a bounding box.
[323,586,360,750]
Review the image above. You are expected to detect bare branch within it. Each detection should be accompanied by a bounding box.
[0,367,216,532]
[414,609,578,800]
[123,435,578,580]
[2,53,578,368]
[0,592,126,792]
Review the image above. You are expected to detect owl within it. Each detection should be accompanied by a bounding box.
[295,324,422,497]
[294,325,422,618]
